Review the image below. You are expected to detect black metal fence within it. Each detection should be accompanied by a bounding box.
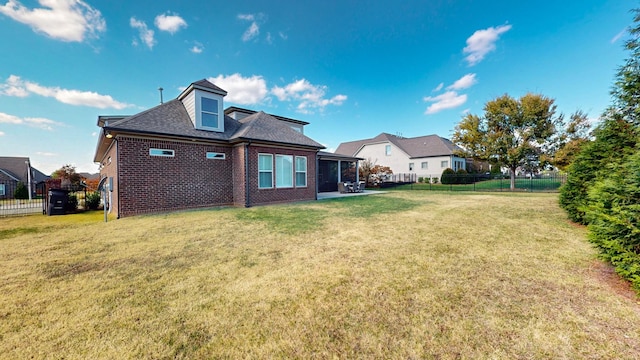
[0,181,46,217]
[382,173,567,192]
[0,182,88,217]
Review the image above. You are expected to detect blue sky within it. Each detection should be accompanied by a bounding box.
[0,0,631,174]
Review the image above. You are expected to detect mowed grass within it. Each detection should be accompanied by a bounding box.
[1,192,639,359]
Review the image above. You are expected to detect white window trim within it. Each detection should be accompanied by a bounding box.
[258,153,274,189]
[275,154,294,189]
[421,161,428,169]
[206,152,226,160]
[150,148,175,157]
[441,160,449,168]
[385,144,391,156]
[409,162,414,171]
[295,156,307,188]
[195,92,224,132]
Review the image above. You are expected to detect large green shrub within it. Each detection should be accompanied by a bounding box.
[441,168,456,185]
[585,150,640,291]
[14,182,28,199]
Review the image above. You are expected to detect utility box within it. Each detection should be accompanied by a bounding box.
[47,189,68,216]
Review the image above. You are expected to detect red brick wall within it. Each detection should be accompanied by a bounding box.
[232,144,247,207]
[246,145,317,206]
[115,137,234,217]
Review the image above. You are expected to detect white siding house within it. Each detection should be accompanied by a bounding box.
[335,133,466,181]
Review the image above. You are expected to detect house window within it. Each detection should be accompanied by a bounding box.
[409,163,414,171]
[150,148,175,157]
[275,155,293,188]
[201,97,219,128]
[195,92,224,132]
[0,184,4,196]
[421,162,428,169]
[385,144,391,156]
[441,160,449,168]
[258,154,273,189]
[206,152,226,160]
[295,156,307,187]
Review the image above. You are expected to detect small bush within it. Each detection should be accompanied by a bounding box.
[66,193,78,212]
[14,182,28,199]
[86,191,101,210]
[418,177,424,183]
[431,177,438,184]
[441,168,456,185]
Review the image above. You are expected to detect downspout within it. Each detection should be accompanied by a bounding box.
[244,141,251,207]
[315,151,319,200]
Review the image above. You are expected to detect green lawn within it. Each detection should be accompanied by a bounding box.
[1,192,638,358]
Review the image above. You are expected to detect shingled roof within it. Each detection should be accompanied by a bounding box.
[95,84,324,161]
[0,157,48,183]
[335,133,461,158]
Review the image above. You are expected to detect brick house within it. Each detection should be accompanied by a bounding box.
[0,156,48,199]
[93,79,325,218]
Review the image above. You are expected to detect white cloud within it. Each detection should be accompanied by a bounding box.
[279,31,287,40]
[242,22,259,42]
[447,73,477,90]
[272,79,347,114]
[0,111,61,131]
[0,131,4,136]
[0,75,132,109]
[0,0,105,42]
[237,13,254,21]
[611,27,627,44]
[154,12,187,34]
[423,91,467,114]
[208,73,268,105]
[36,151,57,156]
[432,82,444,92]
[130,17,155,49]
[238,13,265,42]
[190,44,203,53]
[463,24,512,66]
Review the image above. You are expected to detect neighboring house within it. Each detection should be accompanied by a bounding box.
[93,79,325,218]
[335,133,466,180]
[0,156,48,199]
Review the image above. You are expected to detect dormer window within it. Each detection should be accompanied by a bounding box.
[196,92,223,132]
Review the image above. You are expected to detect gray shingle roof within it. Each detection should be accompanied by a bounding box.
[335,133,461,158]
[0,156,48,183]
[96,97,324,162]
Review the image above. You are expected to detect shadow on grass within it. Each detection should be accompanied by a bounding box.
[325,195,423,218]
[237,206,328,235]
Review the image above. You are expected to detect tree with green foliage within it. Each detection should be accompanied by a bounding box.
[549,110,592,171]
[559,8,640,292]
[14,182,28,200]
[453,93,562,190]
[51,164,83,190]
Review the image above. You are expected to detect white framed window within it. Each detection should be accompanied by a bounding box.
[409,163,414,171]
[206,152,226,160]
[0,184,5,196]
[150,148,175,157]
[275,155,293,188]
[258,154,273,189]
[295,156,307,187]
[195,92,224,132]
[385,144,391,156]
[441,160,449,168]
[421,161,428,169]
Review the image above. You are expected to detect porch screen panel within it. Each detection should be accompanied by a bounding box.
[276,155,293,188]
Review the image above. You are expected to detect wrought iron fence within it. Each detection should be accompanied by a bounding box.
[382,173,567,192]
[0,181,89,217]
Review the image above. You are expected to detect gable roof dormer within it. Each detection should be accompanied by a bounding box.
[178,79,227,133]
